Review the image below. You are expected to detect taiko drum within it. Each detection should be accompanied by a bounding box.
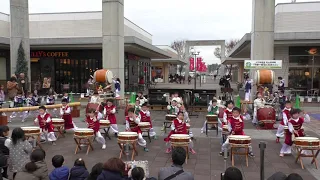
[294,137,320,148]
[118,132,138,144]
[206,115,218,123]
[21,127,41,136]
[254,70,275,85]
[229,135,251,146]
[257,106,276,129]
[74,128,94,138]
[166,114,176,121]
[93,69,113,83]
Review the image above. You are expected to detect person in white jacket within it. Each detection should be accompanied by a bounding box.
[136,92,148,106]
[252,92,266,125]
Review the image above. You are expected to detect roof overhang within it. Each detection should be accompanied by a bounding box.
[221,58,250,65]
[151,58,186,64]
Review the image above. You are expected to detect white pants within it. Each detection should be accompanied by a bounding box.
[276,124,285,138]
[280,143,292,154]
[115,89,120,98]
[95,131,106,146]
[137,133,147,147]
[167,139,194,149]
[40,131,57,142]
[221,138,253,152]
[10,111,28,121]
[252,109,258,124]
[245,90,251,101]
[201,121,207,132]
[149,128,156,137]
[110,124,119,133]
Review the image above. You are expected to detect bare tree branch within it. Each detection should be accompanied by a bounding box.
[214,39,240,59]
[170,39,187,60]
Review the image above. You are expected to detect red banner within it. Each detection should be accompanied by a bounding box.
[189,57,194,71]
[196,57,202,71]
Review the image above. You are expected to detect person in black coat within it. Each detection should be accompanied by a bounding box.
[69,158,89,180]
[97,158,129,180]
[87,163,103,180]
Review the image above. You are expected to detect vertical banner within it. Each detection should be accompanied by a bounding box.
[201,62,206,72]
[196,57,202,71]
[189,57,194,71]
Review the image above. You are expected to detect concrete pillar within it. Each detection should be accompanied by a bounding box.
[102,0,124,97]
[184,44,190,77]
[10,0,30,88]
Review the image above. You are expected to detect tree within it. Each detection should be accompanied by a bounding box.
[171,39,188,75]
[214,39,240,59]
[15,41,28,76]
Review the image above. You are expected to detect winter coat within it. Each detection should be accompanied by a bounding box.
[49,166,69,180]
[69,166,89,180]
[14,161,49,180]
[6,81,18,99]
[97,170,129,180]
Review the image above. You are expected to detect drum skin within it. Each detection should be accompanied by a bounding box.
[166,115,176,121]
[100,120,110,127]
[257,107,276,129]
[93,69,113,83]
[52,118,64,126]
[86,103,103,114]
[118,133,138,143]
[206,115,218,123]
[170,135,190,144]
[229,136,251,145]
[74,129,94,137]
[294,137,320,148]
[222,125,229,135]
[21,127,41,136]
[255,70,275,85]
[139,122,150,131]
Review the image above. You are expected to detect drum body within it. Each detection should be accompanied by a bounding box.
[118,132,138,144]
[257,106,276,129]
[254,70,275,85]
[229,135,251,146]
[74,128,94,138]
[51,118,64,127]
[218,107,225,119]
[294,137,320,148]
[93,69,113,84]
[284,126,289,135]
[206,115,218,123]
[99,120,110,128]
[170,134,190,146]
[166,114,176,121]
[222,125,229,135]
[139,122,151,131]
[86,103,103,114]
[21,127,41,136]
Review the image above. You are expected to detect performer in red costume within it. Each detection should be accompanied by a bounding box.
[103,99,118,136]
[222,100,234,125]
[139,103,157,139]
[276,101,292,143]
[60,99,77,131]
[34,106,57,145]
[279,108,310,157]
[86,108,106,149]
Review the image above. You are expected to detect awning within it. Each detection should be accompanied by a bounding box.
[221,58,250,65]
[151,58,186,64]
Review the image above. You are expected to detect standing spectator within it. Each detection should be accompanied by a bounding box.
[49,155,69,180]
[158,147,194,180]
[286,173,303,180]
[15,149,49,180]
[9,127,33,179]
[18,73,28,96]
[69,158,89,180]
[87,163,103,180]
[223,167,243,180]
[0,126,10,179]
[188,75,191,85]
[6,76,19,108]
[0,84,5,108]
[97,158,129,180]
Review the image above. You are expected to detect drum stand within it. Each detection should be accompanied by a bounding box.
[230,144,249,167]
[118,141,138,161]
[100,127,111,140]
[25,134,43,150]
[53,125,65,139]
[163,121,172,133]
[74,136,94,155]
[205,122,219,136]
[142,129,151,143]
[295,146,320,169]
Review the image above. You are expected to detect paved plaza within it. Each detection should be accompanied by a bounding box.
[6,104,320,180]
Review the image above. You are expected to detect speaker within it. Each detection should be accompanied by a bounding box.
[193,90,216,106]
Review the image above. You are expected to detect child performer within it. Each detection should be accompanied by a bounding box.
[172,92,183,107]
[276,101,292,143]
[252,92,266,125]
[104,99,118,136]
[167,100,179,115]
[34,106,57,145]
[164,111,196,154]
[223,100,234,126]
[62,92,70,103]
[180,105,193,138]
[23,92,38,122]
[126,108,149,152]
[139,103,157,139]
[280,109,310,157]
[9,91,25,122]
[46,94,58,117]
[134,99,141,116]
[86,108,106,149]
[220,107,254,157]
[244,77,253,101]
[201,99,219,134]
[60,99,77,131]
[136,92,148,106]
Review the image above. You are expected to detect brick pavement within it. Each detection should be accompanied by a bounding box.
[6,107,320,180]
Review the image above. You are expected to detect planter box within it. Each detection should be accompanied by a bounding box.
[307,97,313,102]
[299,97,305,102]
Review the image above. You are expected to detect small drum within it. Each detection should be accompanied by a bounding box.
[51,118,64,127]
[294,137,320,149]
[138,122,151,131]
[21,127,41,136]
[222,125,229,135]
[118,132,138,144]
[229,135,251,147]
[206,115,218,123]
[74,128,94,138]
[99,120,111,128]
[170,134,190,146]
[257,106,276,129]
[166,114,176,121]
[284,126,289,135]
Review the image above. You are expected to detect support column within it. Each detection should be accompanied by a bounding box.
[10,0,30,88]
[102,0,124,97]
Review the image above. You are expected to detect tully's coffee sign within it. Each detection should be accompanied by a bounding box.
[31,51,69,58]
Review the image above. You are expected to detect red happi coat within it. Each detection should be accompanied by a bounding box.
[139,111,152,128]
[164,118,187,142]
[104,105,117,124]
[126,116,142,134]
[61,106,74,130]
[284,118,305,146]
[86,116,100,133]
[222,109,233,126]
[228,116,245,135]
[38,113,54,132]
[280,109,291,125]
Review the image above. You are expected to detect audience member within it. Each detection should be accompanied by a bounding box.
[97,158,129,180]
[8,127,33,179]
[0,126,10,179]
[69,158,89,180]
[14,149,49,180]
[87,163,103,180]
[223,167,243,180]
[49,155,69,180]
[286,173,303,180]
[267,172,287,180]
[158,147,193,180]
[130,167,157,180]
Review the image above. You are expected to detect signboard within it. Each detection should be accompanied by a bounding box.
[244,60,282,69]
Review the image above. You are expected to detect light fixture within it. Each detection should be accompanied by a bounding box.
[190,47,195,54]
[305,72,310,76]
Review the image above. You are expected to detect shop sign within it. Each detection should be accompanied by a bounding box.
[31,51,69,58]
[244,60,282,69]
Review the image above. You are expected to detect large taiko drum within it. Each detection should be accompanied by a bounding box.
[229,135,251,147]
[93,69,113,83]
[21,127,41,136]
[294,137,320,149]
[257,106,276,129]
[254,70,275,85]
[74,128,94,138]
[170,134,190,146]
[118,132,138,144]
[86,103,104,114]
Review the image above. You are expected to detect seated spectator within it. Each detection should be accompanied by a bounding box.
[129,167,157,180]
[158,147,193,180]
[69,158,89,180]
[267,172,287,180]
[0,126,10,179]
[15,149,49,180]
[223,167,243,180]
[97,158,130,180]
[49,155,69,180]
[286,173,303,180]
[87,163,103,180]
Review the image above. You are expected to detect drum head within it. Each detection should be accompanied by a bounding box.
[139,122,150,126]
[100,120,110,123]
[52,118,64,122]
[119,132,138,136]
[295,137,319,141]
[229,135,250,139]
[76,128,93,132]
[166,114,176,117]
[283,126,288,129]
[171,134,190,138]
[106,70,113,84]
[206,115,217,117]
[222,125,228,128]
[21,127,40,130]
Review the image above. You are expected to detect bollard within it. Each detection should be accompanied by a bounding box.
[259,141,266,180]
